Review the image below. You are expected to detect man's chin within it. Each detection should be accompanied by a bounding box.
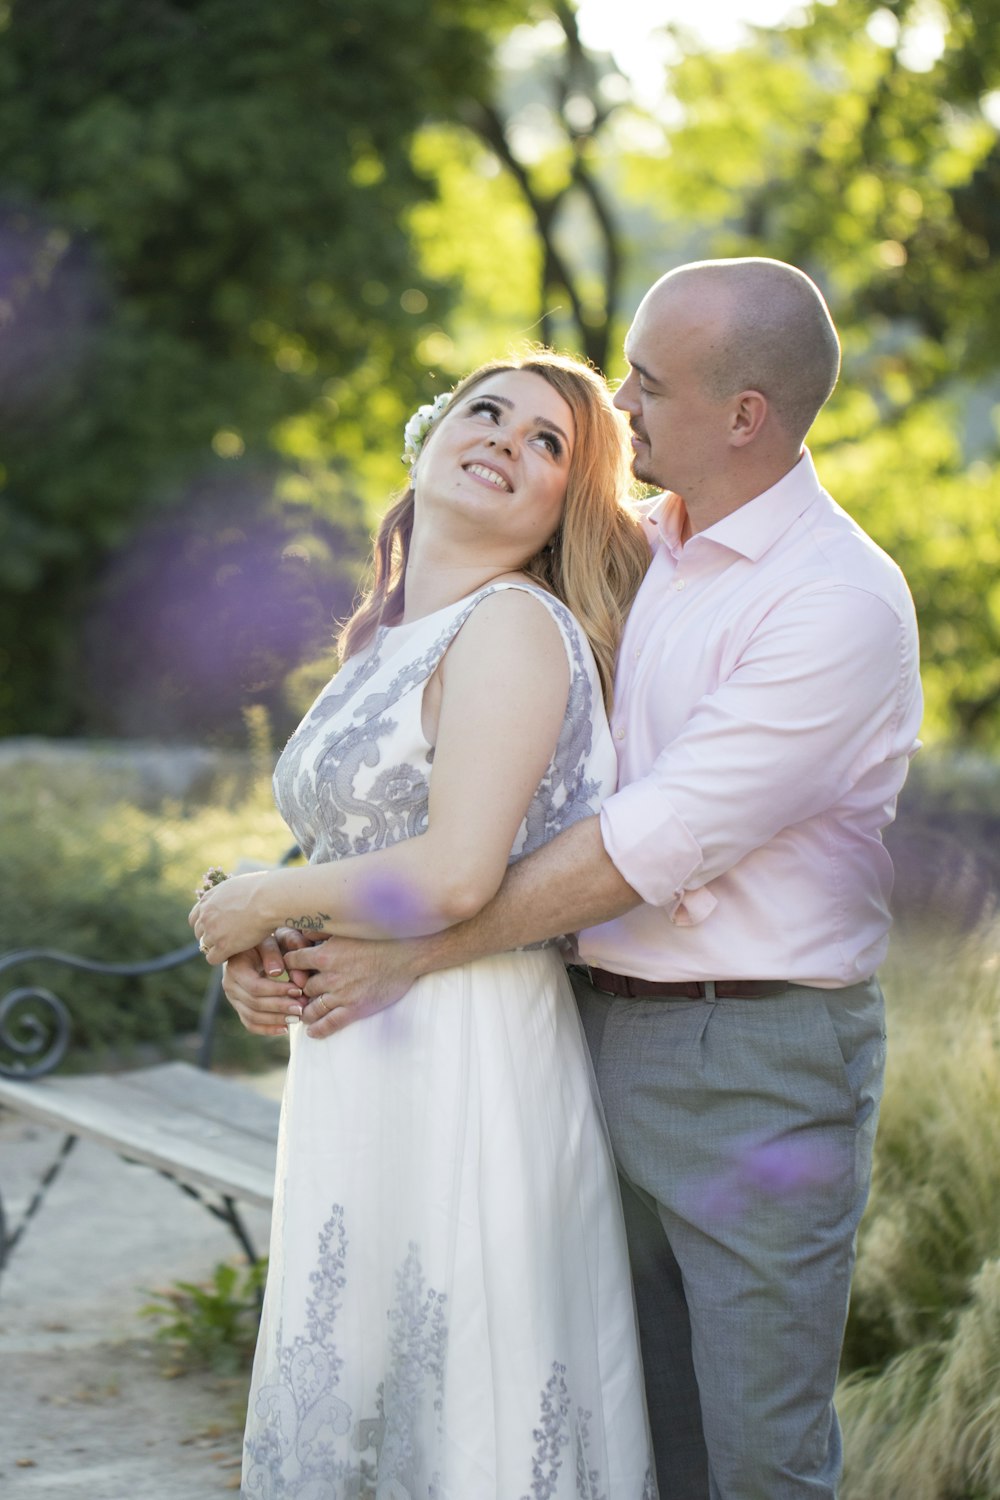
[630,452,662,488]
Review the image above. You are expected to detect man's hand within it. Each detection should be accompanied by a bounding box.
[290,934,421,1038]
[222,944,305,1036]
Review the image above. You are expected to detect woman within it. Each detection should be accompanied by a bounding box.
[191,351,657,1498]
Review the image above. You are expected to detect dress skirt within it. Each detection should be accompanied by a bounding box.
[242,947,656,1499]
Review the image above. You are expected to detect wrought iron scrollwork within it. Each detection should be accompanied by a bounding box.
[0,846,301,1082]
[0,944,202,1080]
[0,984,72,1080]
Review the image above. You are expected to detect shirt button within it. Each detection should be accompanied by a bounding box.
[614,727,626,741]
[673,579,686,591]
[634,648,642,659]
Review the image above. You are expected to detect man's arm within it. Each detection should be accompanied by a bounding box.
[284,815,640,1037]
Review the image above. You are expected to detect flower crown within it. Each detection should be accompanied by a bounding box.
[401,390,452,466]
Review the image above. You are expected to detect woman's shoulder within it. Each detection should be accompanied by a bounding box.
[469,574,577,627]
[450,577,595,681]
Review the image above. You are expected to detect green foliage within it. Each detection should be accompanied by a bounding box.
[408,124,543,374]
[0,753,290,1058]
[622,0,1000,746]
[820,407,1000,746]
[4,0,1000,750]
[142,1258,267,1376]
[839,929,1000,1496]
[0,0,532,740]
[840,1264,1000,1500]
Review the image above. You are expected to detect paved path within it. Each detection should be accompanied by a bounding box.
[0,1068,284,1499]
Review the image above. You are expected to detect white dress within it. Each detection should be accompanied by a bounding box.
[243,582,656,1500]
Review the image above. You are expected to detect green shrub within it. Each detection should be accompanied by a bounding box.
[0,752,291,1061]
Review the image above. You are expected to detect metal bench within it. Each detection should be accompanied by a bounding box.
[0,856,296,1282]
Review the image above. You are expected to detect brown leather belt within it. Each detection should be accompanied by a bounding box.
[582,966,790,1001]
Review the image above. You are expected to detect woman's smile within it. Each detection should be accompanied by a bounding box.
[464,461,513,492]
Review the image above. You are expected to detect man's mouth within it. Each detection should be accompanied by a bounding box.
[464,463,513,492]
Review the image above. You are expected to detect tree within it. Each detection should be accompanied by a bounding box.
[624,0,1000,746]
[0,0,529,741]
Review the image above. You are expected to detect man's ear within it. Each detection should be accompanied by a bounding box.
[729,390,768,446]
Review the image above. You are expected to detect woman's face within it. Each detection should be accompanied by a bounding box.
[413,369,576,561]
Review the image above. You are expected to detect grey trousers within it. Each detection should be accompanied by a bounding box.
[571,969,886,1500]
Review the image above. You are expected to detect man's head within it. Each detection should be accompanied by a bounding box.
[615,258,840,517]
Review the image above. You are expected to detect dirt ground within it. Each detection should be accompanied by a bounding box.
[0,1070,284,1499]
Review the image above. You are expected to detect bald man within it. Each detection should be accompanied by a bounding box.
[226,259,922,1498]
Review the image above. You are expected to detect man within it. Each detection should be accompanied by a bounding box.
[226,258,922,1498]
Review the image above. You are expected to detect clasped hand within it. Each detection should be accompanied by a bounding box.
[188,868,280,965]
[221,930,416,1040]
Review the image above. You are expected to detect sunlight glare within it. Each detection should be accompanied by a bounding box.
[576,0,804,110]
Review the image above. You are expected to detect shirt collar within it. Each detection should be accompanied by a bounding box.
[645,449,825,564]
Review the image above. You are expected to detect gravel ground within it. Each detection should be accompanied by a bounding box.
[0,1070,284,1499]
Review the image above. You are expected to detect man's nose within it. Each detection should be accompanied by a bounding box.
[613,376,638,414]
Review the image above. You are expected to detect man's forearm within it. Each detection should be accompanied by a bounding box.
[406,814,641,979]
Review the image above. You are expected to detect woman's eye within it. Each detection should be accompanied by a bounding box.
[469,398,501,421]
[537,432,563,457]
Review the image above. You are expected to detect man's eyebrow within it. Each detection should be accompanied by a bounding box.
[469,391,572,448]
[624,355,662,387]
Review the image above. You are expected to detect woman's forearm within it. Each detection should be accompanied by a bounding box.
[197,826,510,960]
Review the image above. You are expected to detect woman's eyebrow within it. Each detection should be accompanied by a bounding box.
[471,391,572,449]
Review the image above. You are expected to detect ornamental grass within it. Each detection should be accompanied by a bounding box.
[840,924,1000,1499]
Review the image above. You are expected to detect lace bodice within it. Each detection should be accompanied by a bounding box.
[273,581,616,870]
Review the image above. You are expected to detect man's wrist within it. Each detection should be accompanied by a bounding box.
[406,915,486,981]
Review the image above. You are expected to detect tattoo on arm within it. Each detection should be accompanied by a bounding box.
[284,912,333,933]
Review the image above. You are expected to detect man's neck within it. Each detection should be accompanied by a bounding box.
[679,450,804,538]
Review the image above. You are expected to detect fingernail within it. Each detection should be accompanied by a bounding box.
[288,987,303,999]
[289,1005,302,1018]
[267,967,287,978]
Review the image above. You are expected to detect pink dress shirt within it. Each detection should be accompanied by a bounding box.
[580,450,923,988]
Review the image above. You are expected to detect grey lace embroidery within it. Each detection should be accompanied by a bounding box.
[244,1211,449,1499]
[521,1362,657,1500]
[523,1363,607,1500]
[243,1205,353,1497]
[272,584,604,871]
[245,1213,653,1499]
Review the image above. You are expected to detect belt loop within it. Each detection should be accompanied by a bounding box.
[703,980,717,999]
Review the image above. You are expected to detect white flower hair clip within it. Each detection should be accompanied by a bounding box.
[401,390,452,466]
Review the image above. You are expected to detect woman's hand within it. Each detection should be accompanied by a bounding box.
[222,946,305,1036]
[189,870,275,964]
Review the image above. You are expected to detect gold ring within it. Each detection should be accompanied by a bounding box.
[199,939,208,954]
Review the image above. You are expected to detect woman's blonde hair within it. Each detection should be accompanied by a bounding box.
[338,350,650,709]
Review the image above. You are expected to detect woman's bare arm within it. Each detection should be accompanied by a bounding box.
[194,590,572,964]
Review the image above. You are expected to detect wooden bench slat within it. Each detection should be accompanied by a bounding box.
[124,1061,282,1141]
[0,1062,280,1210]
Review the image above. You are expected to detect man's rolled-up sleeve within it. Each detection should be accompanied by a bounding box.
[599,583,920,920]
